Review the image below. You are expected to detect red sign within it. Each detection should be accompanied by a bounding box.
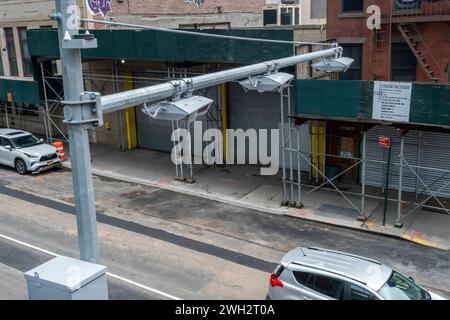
[378,135,391,148]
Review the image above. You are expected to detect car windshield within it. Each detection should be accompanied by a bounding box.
[378,271,430,300]
[11,134,42,148]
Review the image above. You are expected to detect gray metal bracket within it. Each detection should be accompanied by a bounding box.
[62,33,98,49]
[63,92,104,127]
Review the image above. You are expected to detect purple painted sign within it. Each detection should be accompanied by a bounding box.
[86,0,112,17]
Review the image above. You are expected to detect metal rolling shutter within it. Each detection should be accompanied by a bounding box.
[365,126,450,197]
[227,82,310,172]
[417,131,450,197]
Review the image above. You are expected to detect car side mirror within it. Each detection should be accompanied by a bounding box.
[4,145,12,151]
[409,276,415,283]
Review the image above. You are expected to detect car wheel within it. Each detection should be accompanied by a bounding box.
[15,159,27,175]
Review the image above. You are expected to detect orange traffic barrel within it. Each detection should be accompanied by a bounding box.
[53,141,65,161]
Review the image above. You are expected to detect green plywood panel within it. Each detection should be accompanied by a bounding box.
[410,84,450,126]
[27,29,294,65]
[0,78,40,105]
[296,80,450,128]
[297,80,371,118]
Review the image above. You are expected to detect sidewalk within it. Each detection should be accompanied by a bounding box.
[65,143,450,251]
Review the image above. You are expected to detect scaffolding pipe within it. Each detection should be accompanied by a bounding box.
[40,62,53,143]
[100,48,342,114]
[361,131,367,217]
[396,134,405,228]
[297,125,302,206]
[287,86,294,205]
[280,89,287,205]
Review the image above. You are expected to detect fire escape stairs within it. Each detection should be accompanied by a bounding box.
[397,23,439,82]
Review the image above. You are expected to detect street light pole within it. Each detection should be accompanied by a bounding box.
[52,2,348,264]
[55,0,100,263]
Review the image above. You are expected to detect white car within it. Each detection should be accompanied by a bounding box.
[0,128,62,174]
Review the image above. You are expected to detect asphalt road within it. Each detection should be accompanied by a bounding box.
[0,166,449,299]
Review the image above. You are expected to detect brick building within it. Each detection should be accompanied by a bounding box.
[326,0,449,83]
[109,0,265,28]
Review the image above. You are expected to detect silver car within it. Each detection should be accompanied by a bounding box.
[0,128,62,174]
[267,247,445,300]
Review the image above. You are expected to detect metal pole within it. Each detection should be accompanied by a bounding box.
[315,121,320,184]
[297,124,302,207]
[4,104,9,129]
[171,120,179,178]
[176,120,184,181]
[415,131,422,200]
[100,47,341,114]
[360,130,367,219]
[280,88,288,206]
[396,135,405,228]
[56,0,100,263]
[40,62,53,143]
[287,86,294,206]
[383,145,392,226]
[187,120,195,183]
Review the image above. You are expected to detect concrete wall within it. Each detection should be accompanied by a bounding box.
[326,0,450,83]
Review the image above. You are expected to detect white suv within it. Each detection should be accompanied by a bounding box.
[0,128,62,174]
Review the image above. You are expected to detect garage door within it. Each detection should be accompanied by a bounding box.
[227,82,310,171]
[365,126,450,197]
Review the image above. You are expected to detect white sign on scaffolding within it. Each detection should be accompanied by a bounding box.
[372,81,413,123]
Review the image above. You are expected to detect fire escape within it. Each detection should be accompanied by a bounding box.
[377,0,450,82]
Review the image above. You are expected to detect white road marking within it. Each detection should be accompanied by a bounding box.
[0,233,182,300]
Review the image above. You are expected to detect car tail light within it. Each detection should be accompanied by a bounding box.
[270,273,283,288]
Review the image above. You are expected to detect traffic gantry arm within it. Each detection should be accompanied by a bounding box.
[98,46,346,116]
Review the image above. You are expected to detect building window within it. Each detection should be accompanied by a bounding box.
[263,5,301,26]
[18,27,32,77]
[311,0,327,19]
[4,28,18,76]
[341,0,364,13]
[280,6,300,25]
[395,0,421,10]
[340,44,362,80]
[263,8,278,26]
[391,43,416,81]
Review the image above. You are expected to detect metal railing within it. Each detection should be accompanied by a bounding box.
[391,0,450,20]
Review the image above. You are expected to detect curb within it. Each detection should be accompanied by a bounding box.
[62,163,449,252]
[63,163,288,216]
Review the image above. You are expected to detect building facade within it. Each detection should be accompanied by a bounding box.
[327,0,449,83]
[290,0,450,223]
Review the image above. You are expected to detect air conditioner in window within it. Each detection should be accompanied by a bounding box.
[263,4,302,27]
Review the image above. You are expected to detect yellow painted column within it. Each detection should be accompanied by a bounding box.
[318,124,325,175]
[311,122,325,179]
[124,71,137,150]
[311,124,318,178]
[220,83,228,162]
